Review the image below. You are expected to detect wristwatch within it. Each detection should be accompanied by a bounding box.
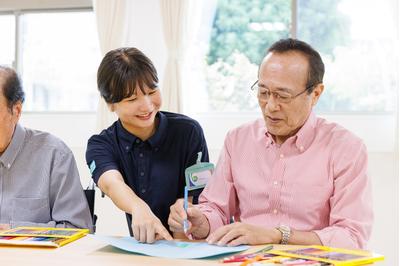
[276,225,291,244]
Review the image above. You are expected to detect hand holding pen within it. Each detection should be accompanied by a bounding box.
[168,193,211,239]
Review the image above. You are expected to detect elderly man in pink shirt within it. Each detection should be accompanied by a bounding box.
[168,38,373,249]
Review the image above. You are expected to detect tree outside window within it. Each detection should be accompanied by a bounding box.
[199,0,397,113]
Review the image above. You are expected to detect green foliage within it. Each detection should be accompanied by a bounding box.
[207,0,290,65]
[205,52,259,111]
[207,0,350,65]
[205,0,361,112]
[297,0,350,58]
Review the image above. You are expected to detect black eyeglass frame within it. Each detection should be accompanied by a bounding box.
[250,80,318,103]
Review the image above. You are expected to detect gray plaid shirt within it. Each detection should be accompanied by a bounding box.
[0,124,92,230]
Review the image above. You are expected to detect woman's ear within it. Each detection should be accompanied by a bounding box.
[107,103,115,112]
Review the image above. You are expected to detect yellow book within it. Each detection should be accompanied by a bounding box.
[0,227,89,248]
[267,245,384,265]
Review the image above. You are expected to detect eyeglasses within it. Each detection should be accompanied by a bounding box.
[251,80,316,104]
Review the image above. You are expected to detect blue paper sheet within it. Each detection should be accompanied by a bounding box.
[90,235,249,259]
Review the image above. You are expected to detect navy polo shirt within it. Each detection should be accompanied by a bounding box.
[86,111,209,234]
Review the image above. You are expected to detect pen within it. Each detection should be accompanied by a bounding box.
[240,255,263,266]
[257,244,273,253]
[183,186,189,234]
[223,254,256,263]
[222,245,274,263]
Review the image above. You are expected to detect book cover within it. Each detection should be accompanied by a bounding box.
[267,245,384,266]
[0,227,89,248]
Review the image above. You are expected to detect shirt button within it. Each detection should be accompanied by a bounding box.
[273,181,278,186]
[125,146,129,151]
[135,139,140,144]
[7,163,11,168]
[280,154,284,159]
[141,188,146,193]
[139,153,143,157]
[273,209,278,214]
[140,172,145,176]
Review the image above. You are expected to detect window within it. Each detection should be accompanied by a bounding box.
[184,0,398,113]
[0,15,15,67]
[297,0,398,112]
[183,0,290,113]
[0,10,100,111]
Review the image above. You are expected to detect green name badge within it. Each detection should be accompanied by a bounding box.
[185,152,214,191]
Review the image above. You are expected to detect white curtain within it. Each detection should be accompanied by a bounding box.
[160,0,190,113]
[93,0,129,131]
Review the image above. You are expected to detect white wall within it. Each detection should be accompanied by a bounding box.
[125,0,167,83]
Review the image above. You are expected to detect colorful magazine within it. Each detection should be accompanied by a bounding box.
[267,245,384,265]
[0,227,89,248]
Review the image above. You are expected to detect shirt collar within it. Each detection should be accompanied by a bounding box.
[254,119,273,148]
[293,112,317,152]
[117,112,168,152]
[147,111,168,148]
[117,120,139,151]
[0,123,26,169]
[264,132,274,148]
[264,112,317,152]
[263,129,274,148]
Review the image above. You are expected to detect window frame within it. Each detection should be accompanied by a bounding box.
[0,7,97,114]
[187,0,398,116]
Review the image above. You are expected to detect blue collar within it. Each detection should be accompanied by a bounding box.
[117,112,168,151]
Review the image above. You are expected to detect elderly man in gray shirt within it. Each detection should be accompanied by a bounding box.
[0,66,92,230]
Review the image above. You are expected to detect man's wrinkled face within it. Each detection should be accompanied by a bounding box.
[257,51,323,144]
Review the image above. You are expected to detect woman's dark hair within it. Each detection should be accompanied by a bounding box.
[0,66,25,111]
[97,47,159,103]
[267,38,325,93]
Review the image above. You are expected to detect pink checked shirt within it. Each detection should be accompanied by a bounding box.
[197,112,373,249]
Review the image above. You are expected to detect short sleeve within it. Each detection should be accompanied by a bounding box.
[85,134,120,184]
[186,121,209,166]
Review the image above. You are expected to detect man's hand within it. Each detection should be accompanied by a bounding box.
[0,223,10,231]
[206,222,281,246]
[131,202,172,243]
[168,199,210,239]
